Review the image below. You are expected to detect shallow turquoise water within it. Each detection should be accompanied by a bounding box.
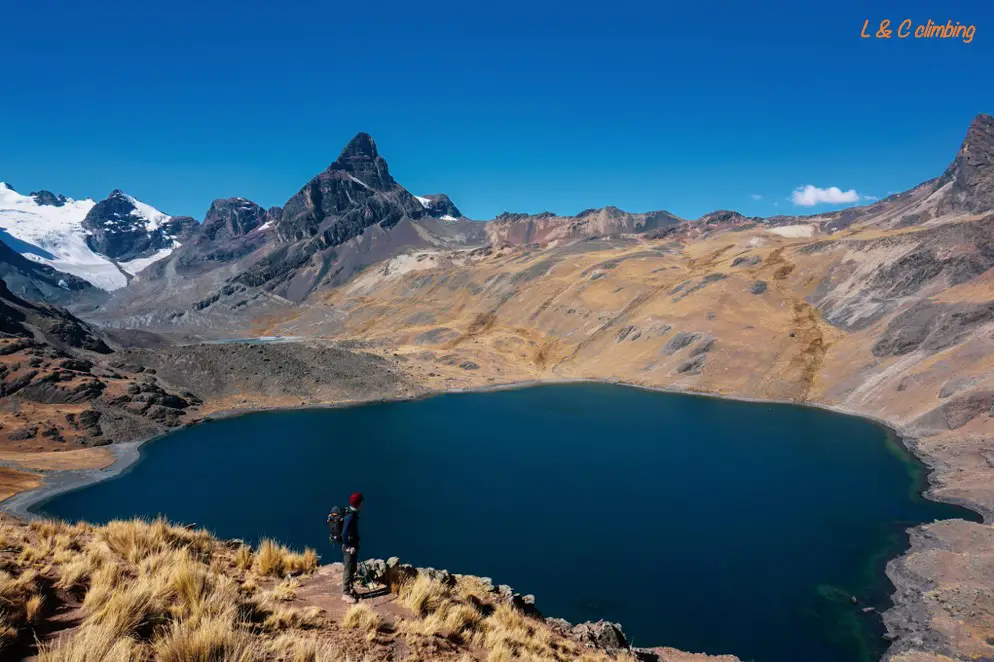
[38,383,977,661]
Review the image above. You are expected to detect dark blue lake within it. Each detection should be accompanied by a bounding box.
[37,383,976,661]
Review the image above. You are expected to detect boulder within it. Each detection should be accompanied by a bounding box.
[568,620,629,650]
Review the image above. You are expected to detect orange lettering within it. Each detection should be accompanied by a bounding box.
[898,19,912,38]
[861,20,871,38]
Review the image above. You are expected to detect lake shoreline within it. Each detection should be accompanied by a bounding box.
[1,377,984,661]
[3,376,945,519]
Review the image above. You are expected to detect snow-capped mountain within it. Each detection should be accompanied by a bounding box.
[0,183,189,290]
[413,193,463,221]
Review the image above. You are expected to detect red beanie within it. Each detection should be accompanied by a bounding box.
[349,492,364,507]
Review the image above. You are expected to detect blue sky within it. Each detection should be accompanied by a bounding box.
[1,0,990,220]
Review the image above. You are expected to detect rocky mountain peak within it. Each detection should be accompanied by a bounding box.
[161,216,199,241]
[935,113,994,215]
[30,190,68,207]
[962,113,994,153]
[698,210,758,225]
[201,198,269,242]
[82,191,174,261]
[417,193,463,219]
[337,132,378,161]
[326,132,395,191]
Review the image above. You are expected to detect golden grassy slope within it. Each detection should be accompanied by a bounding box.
[0,515,670,662]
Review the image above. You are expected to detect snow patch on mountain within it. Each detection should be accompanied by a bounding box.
[119,246,175,276]
[0,183,128,290]
[414,195,431,208]
[125,195,170,231]
[767,224,816,238]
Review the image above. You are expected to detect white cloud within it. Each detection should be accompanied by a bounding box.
[751,194,763,200]
[773,201,780,207]
[864,195,879,201]
[791,185,861,207]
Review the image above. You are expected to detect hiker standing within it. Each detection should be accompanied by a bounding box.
[341,492,363,603]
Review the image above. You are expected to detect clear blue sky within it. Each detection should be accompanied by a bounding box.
[1,0,990,220]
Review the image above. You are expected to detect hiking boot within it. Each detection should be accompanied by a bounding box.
[342,593,358,604]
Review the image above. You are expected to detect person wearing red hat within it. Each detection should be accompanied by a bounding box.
[342,492,364,603]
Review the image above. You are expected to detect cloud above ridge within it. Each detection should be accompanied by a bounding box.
[791,185,860,207]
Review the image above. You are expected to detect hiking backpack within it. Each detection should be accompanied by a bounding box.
[327,505,346,544]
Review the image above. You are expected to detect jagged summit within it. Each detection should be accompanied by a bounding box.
[336,132,378,160]
[29,190,67,207]
[934,112,994,215]
[200,197,275,242]
[325,132,396,193]
[415,193,463,219]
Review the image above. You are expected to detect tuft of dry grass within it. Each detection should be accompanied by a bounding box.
[56,554,99,592]
[99,518,169,564]
[252,539,319,578]
[25,593,44,624]
[264,632,343,661]
[84,575,169,638]
[399,574,450,617]
[0,567,41,641]
[97,518,215,566]
[152,615,255,662]
[234,544,253,571]
[262,605,322,631]
[284,547,319,575]
[343,603,381,641]
[38,624,139,662]
[253,539,285,577]
[271,577,300,602]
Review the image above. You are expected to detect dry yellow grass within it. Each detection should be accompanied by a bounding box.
[253,539,319,578]
[262,605,322,631]
[271,577,300,602]
[399,574,449,617]
[343,603,381,641]
[2,516,641,662]
[234,544,253,570]
[264,632,344,661]
[0,448,115,472]
[55,556,95,592]
[38,624,139,662]
[152,615,255,662]
[0,467,42,503]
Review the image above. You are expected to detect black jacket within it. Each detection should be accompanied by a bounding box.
[342,507,360,548]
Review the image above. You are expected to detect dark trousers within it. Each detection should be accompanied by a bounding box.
[343,548,358,594]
